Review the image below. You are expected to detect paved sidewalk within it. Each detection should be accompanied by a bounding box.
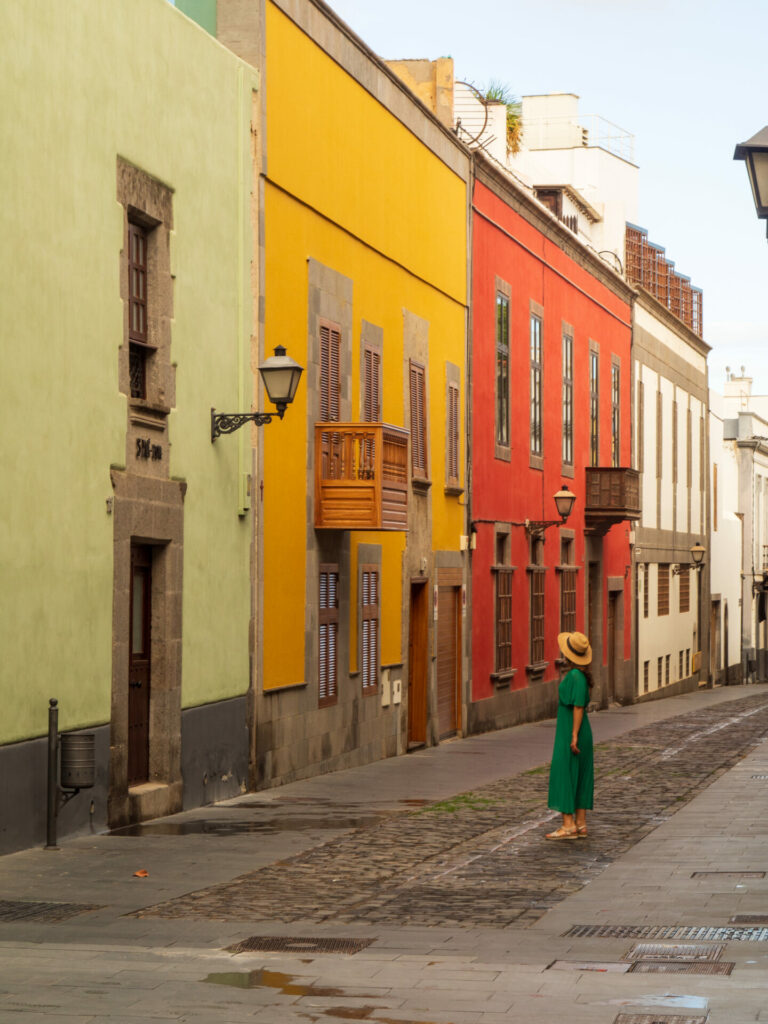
[0,683,767,1023]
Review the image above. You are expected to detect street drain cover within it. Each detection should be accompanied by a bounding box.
[226,936,374,955]
[0,899,101,923]
[623,942,725,962]
[613,1016,708,1024]
[691,870,765,879]
[547,960,631,973]
[564,923,768,941]
[731,914,768,924]
[630,960,734,975]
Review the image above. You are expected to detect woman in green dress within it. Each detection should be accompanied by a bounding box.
[545,630,594,840]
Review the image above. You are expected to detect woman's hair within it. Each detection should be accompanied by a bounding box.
[580,665,594,689]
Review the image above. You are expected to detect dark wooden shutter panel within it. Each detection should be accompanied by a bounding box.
[319,566,339,705]
[364,348,381,422]
[448,384,459,484]
[409,361,427,478]
[320,323,341,422]
[361,568,379,690]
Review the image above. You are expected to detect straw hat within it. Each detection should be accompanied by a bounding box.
[557,631,592,666]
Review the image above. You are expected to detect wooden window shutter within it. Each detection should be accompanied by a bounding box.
[318,565,339,706]
[363,347,381,422]
[447,383,460,485]
[494,568,513,672]
[657,563,670,616]
[361,567,379,691]
[409,360,428,479]
[320,322,341,422]
[679,567,690,613]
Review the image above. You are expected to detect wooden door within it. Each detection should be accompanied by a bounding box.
[436,584,461,739]
[128,544,152,785]
[710,600,720,685]
[408,580,428,746]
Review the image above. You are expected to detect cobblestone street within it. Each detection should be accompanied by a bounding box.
[135,692,768,930]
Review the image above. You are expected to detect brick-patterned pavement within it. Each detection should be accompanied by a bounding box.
[134,692,768,929]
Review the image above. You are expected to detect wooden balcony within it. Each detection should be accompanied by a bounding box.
[584,467,641,534]
[314,422,409,531]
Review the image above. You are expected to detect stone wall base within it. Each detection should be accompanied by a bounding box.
[181,696,249,808]
[0,724,110,857]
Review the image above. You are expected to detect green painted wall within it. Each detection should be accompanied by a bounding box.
[1,0,257,743]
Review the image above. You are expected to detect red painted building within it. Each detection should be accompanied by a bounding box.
[467,155,638,734]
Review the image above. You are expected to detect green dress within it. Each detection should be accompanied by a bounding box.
[547,668,593,813]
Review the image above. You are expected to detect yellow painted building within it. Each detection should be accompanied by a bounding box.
[203,0,471,784]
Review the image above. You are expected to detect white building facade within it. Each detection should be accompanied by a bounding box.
[709,387,744,683]
[719,371,768,680]
[632,291,711,697]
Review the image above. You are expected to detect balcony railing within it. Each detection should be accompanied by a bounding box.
[584,467,641,533]
[314,422,409,531]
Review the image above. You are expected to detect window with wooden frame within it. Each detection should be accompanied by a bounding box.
[559,536,576,634]
[496,293,510,447]
[679,567,690,613]
[657,656,663,687]
[657,563,670,616]
[665,654,670,685]
[686,648,690,675]
[318,565,339,707]
[679,650,684,678]
[643,660,649,693]
[643,562,649,618]
[320,321,342,422]
[529,536,545,666]
[447,382,460,488]
[128,222,153,399]
[363,345,381,422]
[493,532,514,677]
[637,378,644,473]
[656,390,663,480]
[562,331,573,466]
[611,360,620,467]
[360,566,379,693]
[409,360,428,481]
[530,314,543,456]
[589,348,599,467]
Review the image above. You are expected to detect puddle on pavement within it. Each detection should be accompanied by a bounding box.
[203,967,346,995]
[202,970,439,1023]
[109,813,394,836]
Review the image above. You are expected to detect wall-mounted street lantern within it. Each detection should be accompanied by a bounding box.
[211,345,304,441]
[524,485,576,536]
[734,128,768,230]
[673,541,706,575]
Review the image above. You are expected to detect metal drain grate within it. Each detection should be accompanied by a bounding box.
[691,870,764,879]
[547,960,631,973]
[623,942,725,962]
[751,774,768,779]
[225,936,374,955]
[613,1016,708,1024]
[629,961,734,975]
[564,923,768,941]
[0,899,100,923]
[731,914,768,924]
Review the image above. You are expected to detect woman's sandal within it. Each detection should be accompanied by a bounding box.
[545,826,579,841]
[576,824,588,838]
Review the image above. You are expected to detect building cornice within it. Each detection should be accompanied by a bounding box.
[474,152,635,305]
[635,286,711,356]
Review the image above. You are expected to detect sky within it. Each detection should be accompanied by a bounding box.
[329,0,768,392]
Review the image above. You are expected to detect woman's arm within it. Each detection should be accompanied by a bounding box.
[571,704,584,753]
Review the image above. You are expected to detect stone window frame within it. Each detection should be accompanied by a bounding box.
[589,340,600,469]
[491,523,516,684]
[561,323,574,475]
[117,158,174,418]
